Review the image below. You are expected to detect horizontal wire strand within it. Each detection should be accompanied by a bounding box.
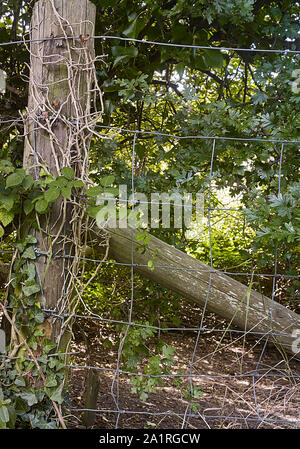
[0,34,300,54]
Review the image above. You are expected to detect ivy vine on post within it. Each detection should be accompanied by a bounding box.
[0,0,106,428]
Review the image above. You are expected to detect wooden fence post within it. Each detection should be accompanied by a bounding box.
[23,0,96,344]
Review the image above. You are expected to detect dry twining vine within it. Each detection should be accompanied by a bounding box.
[0,1,110,428]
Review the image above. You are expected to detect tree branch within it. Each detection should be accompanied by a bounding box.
[151,80,183,97]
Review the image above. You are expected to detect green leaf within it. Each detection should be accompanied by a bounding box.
[148,259,155,271]
[0,209,14,227]
[44,187,60,202]
[135,232,146,242]
[22,246,36,260]
[162,344,175,358]
[19,391,38,406]
[61,167,75,180]
[55,176,68,188]
[140,391,148,401]
[0,406,9,423]
[176,62,186,79]
[37,354,48,364]
[5,169,26,188]
[14,397,29,414]
[6,405,16,428]
[14,376,26,387]
[85,186,103,196]
[86,205,102,218]
[35,199,48,213]
[112,45,139,58]
[24,199,34,215]
[103,187,119,195]
[44,373,58,388]
[24,235,37,245]
[0,193,15,211]
[112,46,138,67]
[34,310,44,323]
[61,186,72,199]
[202,49,224,68]
[22,281,40,297]
[43,340,57,354]
[100,175,115,187]
[253,90,268,105]
[46,383,64,404]
[123,17,146,39]
[192,386,204,399]
[0,225,4,238]
[72,180,84,188]
[22,174,34,191]
[0,160,14,175]
[285,222,295,233]
[22,263,36,280]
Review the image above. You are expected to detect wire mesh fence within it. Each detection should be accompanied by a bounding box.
[0,19,299,431]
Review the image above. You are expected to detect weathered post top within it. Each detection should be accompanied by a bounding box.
[23,0,97,343]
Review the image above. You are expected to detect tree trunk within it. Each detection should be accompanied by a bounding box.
[0,263,9,287]
[23,0,96,343]
[94,225,300,360]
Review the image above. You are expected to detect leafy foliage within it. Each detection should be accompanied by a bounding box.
[0,0,299,426]
[0,165,82,428]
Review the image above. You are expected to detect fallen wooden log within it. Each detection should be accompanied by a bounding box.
[94,225,300,360]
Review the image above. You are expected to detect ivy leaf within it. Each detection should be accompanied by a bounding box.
[43,340,57,354]
[14,377,26,387]
[45,383,64,404]
[24,235,37,245]
[22,246,36,260]
[5,169,26,188]
[22,281,40,297]
[34,310,44,323]
[14,397,29,414]
[0,406,9,423]
[44,373,58,388]
[21,263,36,281]
[18,391,38,406]
[6,405,16,428]
[140,391,148,401]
